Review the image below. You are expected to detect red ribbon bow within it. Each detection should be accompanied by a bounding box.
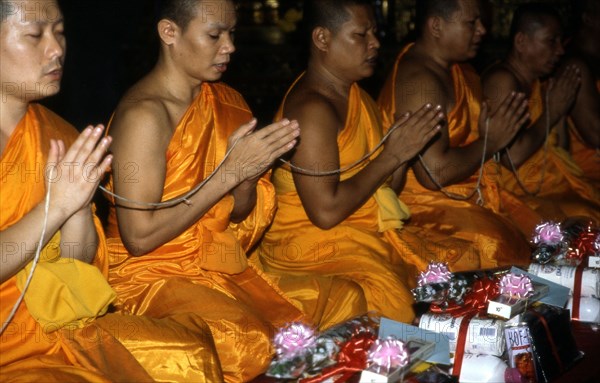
[430,276,500,317]
[300,332,376,383]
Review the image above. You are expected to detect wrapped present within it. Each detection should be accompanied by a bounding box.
[531,218,600,268]
[528,263,599,298]
[522,304,583,383]
[504,322,537,383]
[419,313,505,357]
[451,354,510,383]
[411,263,470,307]
[266,314,379,380]
[566,297,600,323]
[487,273,549,320]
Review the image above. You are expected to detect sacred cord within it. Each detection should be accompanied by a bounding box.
[0,166,53,336]
[1,115,424,333]
[417,117,490,206]
[504,90,550,196]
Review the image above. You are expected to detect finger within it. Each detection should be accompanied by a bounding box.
[84,136,113,168]
[508,98,529,126]
[261,119,300,145]
[230,119,258,143]
[389,112,411,134]
[61,125,97,163]
[496,92,517,117]
[89,154,114,186]
[254,118,295,141]
[269,138,298,160]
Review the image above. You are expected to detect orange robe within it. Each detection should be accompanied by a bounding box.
[105,82,363,382]
[568,79,600,187]
[255,79,485,324]
[0,104,153,383]
[378,44,532,267]
[498,80,600,222]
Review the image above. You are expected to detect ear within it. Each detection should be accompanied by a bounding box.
[514,31,527,53]
[428,16,443,39]
[312,27,330,51]
[158,19,178,45]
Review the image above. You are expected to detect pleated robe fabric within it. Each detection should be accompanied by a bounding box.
[255,79,486,325]
[567,80,600,188]
[105,82,364,382]
[378,44,532,267]
[0,104,153,383]
[497,80,600,222]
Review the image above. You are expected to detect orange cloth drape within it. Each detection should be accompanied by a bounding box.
[378,44,532,266]
[497,80,600,222]
[567,79,600,187]
[0,104,153,383]
[255,78,486,325]
[106,82,337,382]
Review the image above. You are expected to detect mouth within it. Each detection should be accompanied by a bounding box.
[45,68,63,79]
[366,56,378,66]
[214,62,229,73]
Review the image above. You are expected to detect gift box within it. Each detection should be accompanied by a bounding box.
[528,263,600,298]
[487,282,549,320]
[522,304,583,382]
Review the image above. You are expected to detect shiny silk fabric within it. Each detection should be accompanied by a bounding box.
[497,80,600,222]
[567,79,600,187]
[378,44,532,268]
[0,104,153,383]
[255,79,478,324]
[105,82,314,383]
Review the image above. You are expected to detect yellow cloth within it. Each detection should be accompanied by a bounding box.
[255,79,481,325]
[498,80,600,222]
[15,231,116,332]
[378,44,532,267]
[105,82,364,382]
[0,104,153,383]
[567,79,600,187]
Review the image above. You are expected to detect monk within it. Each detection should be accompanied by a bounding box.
[252,0,488,325]
[482,3,600,223]
[104,0,366,381]
[562,0,600,185]
[378,0,533,266]
[0,1,160,381]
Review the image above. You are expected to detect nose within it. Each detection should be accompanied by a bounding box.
[476,19,487,37]
[369,32,381,50]
[556,41,565,56]
[46,33,66,61]
[221,33,236,55]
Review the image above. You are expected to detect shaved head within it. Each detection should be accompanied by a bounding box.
[509,3,562,44]
[415,0,462,37]
[303,0,372,35]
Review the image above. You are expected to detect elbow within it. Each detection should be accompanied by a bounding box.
[121,233,158,257]
[306,209,341,230]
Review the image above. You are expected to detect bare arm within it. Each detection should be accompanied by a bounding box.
[110,103,298,256]
[483,66,581,168]
[1,127,112,283]
[289,96,441,230]
[565,58,600,148]
[396,69,528,189]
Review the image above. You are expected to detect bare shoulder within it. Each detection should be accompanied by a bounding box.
[109,83,173,153]
[482,64,519,90]
[394,54,448,111]
[284,87,343,133]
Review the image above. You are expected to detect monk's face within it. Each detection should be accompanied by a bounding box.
[518,17,564,77]
[439,0,486,61]
[173,0,236,82]
[0,0,65,102]
[324,5,380,82]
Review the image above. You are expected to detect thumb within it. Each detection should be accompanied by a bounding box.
[480,100,489,120]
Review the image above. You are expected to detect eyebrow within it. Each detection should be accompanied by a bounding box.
[24,17,64,27]
[207,22,235,30]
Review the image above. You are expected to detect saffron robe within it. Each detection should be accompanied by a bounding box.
[568,80,600,187]
[378,44,532,266]
[497,80,600,221]
[105,82,363,382]
[255,79,483,324]
[0,104,153,383]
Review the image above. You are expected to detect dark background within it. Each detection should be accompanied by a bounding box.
[42,0,574,128]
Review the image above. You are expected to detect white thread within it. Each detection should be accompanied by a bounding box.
[0,167,53,336]
[417,117,490,205]
[278,116,409,176]
[505,89,550,196]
